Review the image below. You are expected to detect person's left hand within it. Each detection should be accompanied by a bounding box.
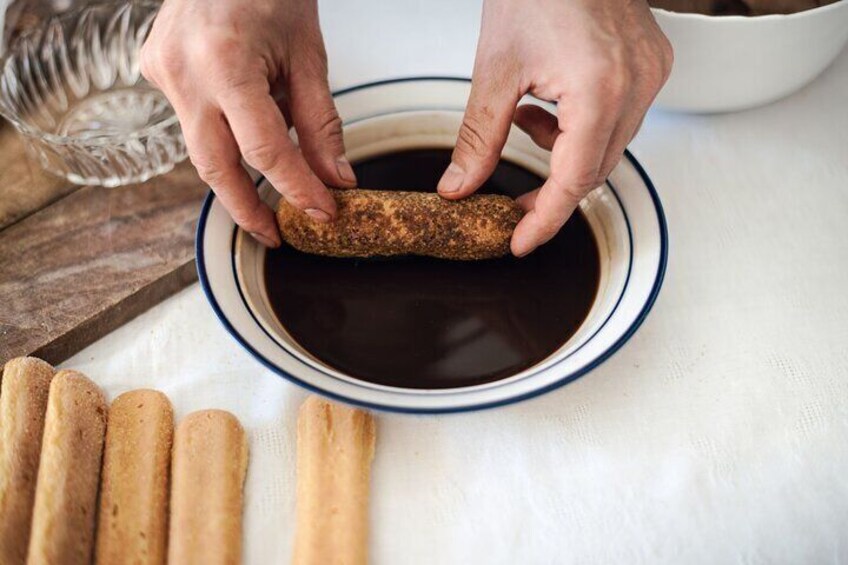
[438,0,673,256]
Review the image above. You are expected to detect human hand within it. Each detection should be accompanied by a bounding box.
[141,0,356,247]
[438,0,672,256]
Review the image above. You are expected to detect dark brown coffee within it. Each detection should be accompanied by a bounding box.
[263,149,600,389]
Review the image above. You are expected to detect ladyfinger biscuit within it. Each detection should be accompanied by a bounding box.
[276,188,523,260]
[27,369,107,565]
[293,396,376,565]
[168,410,248,565]
[95,390,174,565]
[0,357,55,565]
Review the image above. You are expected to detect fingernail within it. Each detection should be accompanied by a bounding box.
[249,231,280,248]
[438,162,465,194]
[336,157,357,185]
[514,246,534,258]
[305,208,332,223]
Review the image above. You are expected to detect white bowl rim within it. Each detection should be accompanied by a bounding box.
[195,76,669,414]
[650,0,847,22]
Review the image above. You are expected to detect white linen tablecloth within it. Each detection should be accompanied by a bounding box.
[62,1,848,562]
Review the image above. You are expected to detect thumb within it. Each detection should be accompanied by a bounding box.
[438,68,520,199]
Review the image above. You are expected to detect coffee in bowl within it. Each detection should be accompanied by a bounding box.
[263,149,601,389]
[206,83,663,412]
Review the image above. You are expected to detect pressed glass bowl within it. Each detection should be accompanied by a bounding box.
[0,0,186,187]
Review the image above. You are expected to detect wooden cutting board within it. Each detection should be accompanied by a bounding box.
[0,122,208,366]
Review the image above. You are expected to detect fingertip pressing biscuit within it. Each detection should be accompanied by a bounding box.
[95,389,174,565]
[293,396,376,565]
[277,188,523,260]
[28,369,107,565]
[168,409,248,565]
[0,357,55,565]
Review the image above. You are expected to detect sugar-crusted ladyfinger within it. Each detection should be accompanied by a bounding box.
[293,396,376,565]
[27,369,107,565]
[276,188,523,260]
[0,357,55,565]
[95,390,174,565]
[168,410,249,565]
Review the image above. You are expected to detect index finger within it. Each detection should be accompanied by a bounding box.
[217,80,337,222]
[436,62,521,199]
[184,106,281,247]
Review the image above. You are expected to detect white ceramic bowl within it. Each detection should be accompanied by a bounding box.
[652,2,848,113]
[196,78,668,413]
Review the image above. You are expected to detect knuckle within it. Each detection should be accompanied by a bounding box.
[308,107,343,140]
[188,33,238,63]
[457,113,494,158]
[600,155,621,179]
[591,173,608,189]
[643,43,672,88]
[139,41,181,82]
[152,51,183,80]
[242,142,282,172]
[636,66,667,101]
[571,170,604,194]
[584,49,623,80]
[660,38,675,80]
[186,34,255,83]
[637,65,664,95]
[159,56,183,79]
[229,198,266,229]
[637,38,674,91]
[191,154,232,186]
[583,57,630,107]
[281,190,313,211]
[216,74,263,103]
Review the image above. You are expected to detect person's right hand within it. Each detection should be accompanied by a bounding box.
[141,0,356,247]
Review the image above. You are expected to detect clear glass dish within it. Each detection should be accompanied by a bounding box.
[0,0,186,187]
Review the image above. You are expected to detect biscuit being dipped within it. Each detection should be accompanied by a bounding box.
[276,189,523,260]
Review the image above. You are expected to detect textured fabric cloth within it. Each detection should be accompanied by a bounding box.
[62,0,848,562]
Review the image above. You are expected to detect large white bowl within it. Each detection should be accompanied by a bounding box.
[652,2,848,113]
[196,78,668,413]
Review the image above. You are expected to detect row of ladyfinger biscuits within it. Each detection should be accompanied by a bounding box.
[0,357,377,565]
[0,357,248,565]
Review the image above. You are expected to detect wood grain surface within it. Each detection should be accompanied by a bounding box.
[0,122,77,230]
[0,161,206,365]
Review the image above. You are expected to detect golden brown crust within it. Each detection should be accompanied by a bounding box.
[293,396,376,565]
[276,189,522,260]
[168,410,248,565]
[95,390,174,565]
[0,357,55,565]
[27,369,107,565]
